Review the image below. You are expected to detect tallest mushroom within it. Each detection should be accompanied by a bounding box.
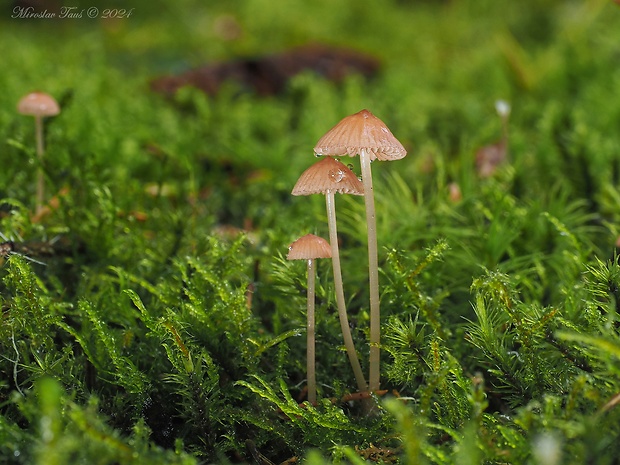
[314,109,407,393]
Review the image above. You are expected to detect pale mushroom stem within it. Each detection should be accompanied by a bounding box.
[359,148,381,394]
[34,115,45,214]
[325,191,368,394]
[306,258,317,404]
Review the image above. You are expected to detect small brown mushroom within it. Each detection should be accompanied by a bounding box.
[314,109,407,394]
[17,92,61,214]
[287,233,332,404]
[292,157,368,395]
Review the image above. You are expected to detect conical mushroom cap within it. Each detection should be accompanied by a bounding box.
[292,157,364,196]
[17,92,60,117]
[314,109,406,161]
[287,233,332,260]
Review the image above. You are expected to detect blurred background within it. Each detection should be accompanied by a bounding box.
[1,0,619,251]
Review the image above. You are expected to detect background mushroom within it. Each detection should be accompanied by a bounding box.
[475,99,511,178]
[314,109,407,394]
[17,91,61,214]
[292,156,368,395]
[287,233,332,404]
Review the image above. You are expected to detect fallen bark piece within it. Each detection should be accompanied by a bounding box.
[151,44,380,97]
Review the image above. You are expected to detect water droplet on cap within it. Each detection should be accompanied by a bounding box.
[329,169,345,182]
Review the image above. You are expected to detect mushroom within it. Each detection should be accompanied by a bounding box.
[475,99,511,178]
[287,233,332,404]
[17,91,61,214]
[292,156,368,395]
[448,182,462,203]
[314,109,407,394]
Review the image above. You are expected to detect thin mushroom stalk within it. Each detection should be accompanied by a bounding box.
[359,148,381,393]
[34,115,45,214]
[325,191,368,394]
[305,257,317,404]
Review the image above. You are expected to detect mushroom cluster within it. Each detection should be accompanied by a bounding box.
[290,109,406,404]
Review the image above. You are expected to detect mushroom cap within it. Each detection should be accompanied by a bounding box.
[287,233,332,260]
[314,109,406,161]
[292,156,364,196]
[17,92,60,117]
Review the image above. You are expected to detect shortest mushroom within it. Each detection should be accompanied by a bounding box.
[17,91,61,214]
[287,233,332,404]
